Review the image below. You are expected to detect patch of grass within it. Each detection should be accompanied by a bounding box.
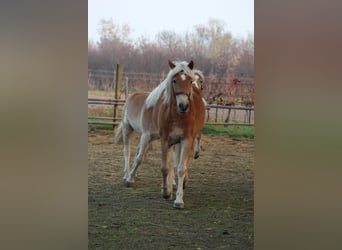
[88,107,114,117]
[201,124,254,139]
[88,124,254,139]
[88,124,113,131]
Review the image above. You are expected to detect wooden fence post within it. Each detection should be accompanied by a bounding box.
[206,107,210,122]
[224,108,232,127]
[113,64,121,130]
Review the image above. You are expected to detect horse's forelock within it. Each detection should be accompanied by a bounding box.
[194,69,204,81]
[170,61,196,79]
[163,61,195,104]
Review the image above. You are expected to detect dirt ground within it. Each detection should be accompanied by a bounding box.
[88,130,254,249]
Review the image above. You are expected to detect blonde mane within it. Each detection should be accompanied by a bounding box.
[193,69,204,89]
[194,69,204,81]
[145,61,196,108]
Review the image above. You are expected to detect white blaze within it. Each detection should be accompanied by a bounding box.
[180,73,186,81]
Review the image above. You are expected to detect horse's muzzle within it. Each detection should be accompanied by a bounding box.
[175,93,190,114]
[178,102,189,113]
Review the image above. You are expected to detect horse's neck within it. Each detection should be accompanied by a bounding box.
[192,86,201,96]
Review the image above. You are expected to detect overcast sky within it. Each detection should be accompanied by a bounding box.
[88,0,254,42]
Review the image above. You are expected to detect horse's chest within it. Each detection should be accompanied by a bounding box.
[168,127,184,145]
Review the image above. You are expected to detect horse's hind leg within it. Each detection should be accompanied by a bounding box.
[122,123,133,181]
[193,133,201,159]
[124,133,150,187]
[131,143,149,180]
[161,140,173,200]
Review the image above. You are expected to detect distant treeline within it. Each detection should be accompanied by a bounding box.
[88,18,254,78]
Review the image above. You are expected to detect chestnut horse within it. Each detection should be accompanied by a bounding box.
[192,69,205,159]
[168,68,206,188]
[115,60,205,208]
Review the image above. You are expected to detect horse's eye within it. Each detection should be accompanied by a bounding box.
[172,80,177,84]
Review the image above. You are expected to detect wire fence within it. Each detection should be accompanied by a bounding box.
[88,68,254,127]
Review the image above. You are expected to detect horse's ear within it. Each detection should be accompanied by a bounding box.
[168,60,176,69]
[188,60,194,70]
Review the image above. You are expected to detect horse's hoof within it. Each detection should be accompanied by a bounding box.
[163,194,172,200]
[162,191,172,200]
[124,179,134,187]
[194,152,199,159]
[173,202,184,209]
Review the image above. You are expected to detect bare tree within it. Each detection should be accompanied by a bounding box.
[89,18,254,92]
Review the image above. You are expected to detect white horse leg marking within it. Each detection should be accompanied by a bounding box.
[174,139,192,209]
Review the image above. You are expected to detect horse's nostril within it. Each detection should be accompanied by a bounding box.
[179,103,188,112]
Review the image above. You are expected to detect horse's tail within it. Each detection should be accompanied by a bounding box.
[114,122,123,144]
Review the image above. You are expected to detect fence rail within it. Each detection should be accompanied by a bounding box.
[88,98,126,105]
[88,98,254,127]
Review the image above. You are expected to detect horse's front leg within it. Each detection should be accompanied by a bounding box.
[174,138,193,209]
[124,133,150,187]
[161,140,172,200]
[166,145,176,189]
[169,143,181,189]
